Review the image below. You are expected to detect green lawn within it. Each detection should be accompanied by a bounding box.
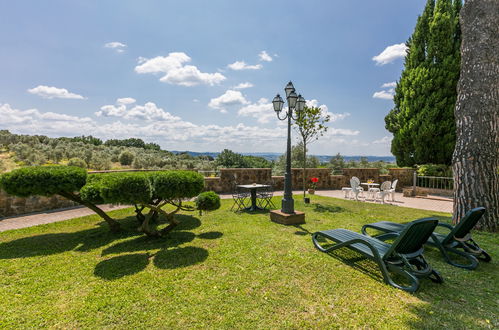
[0,196,497,329]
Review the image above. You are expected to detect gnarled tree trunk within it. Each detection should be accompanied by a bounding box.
[452,0,499,231]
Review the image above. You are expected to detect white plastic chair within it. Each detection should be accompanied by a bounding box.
[375,181,392,204]
[350,177,364,201]
[388,179,398,201]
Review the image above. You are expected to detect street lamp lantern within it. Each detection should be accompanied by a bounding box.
[284,81,295,97]
[296,94,306,114]
[287,91,298,109]
[272,81,305,215]
[272,94,284,112]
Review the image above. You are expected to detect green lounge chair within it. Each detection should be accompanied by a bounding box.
[361,207,491,270]
[312,218,443,292]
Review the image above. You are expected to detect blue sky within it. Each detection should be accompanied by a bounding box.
[0,0,425,156]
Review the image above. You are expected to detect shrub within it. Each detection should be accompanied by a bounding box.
[98,172,153,204]
[195,191,221,212]
[417,164,452,177]
[151,171,204,200]
[68,157,87,168]
[119,151,135,166]
[0,166,87,197]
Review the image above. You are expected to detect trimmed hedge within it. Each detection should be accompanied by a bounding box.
[196,191,221,211]
[82,170,205,205]
[0,166,87,197]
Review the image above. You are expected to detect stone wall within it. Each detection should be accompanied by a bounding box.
[0,189,78,218]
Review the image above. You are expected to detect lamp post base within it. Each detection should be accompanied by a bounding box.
[270,210,305,225]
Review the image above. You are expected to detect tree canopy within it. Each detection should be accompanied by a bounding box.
[385,0,462,166]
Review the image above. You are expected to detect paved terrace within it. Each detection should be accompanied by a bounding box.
[0,190,452,232]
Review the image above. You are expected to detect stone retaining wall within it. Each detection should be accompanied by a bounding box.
[0,189,78,218]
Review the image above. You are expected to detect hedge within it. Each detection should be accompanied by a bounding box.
[0,166,87,197]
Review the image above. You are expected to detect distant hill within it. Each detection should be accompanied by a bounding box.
[171,151,396,163]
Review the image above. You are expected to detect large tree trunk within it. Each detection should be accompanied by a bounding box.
[452,0,499,232]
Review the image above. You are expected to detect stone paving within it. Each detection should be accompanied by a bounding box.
[0,190,452,232]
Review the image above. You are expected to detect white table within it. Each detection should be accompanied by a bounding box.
[361,183,380,200]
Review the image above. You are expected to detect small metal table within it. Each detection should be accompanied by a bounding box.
[362,182,380,200]
[237,184,270,211]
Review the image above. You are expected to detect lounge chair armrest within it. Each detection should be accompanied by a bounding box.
[374,232,400,242]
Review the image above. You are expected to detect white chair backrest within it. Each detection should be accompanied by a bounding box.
[352,176,361,185]
[391,179,398,190]
[380,181,392,191]
[350,178,359,189]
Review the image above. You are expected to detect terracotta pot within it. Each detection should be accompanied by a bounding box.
[308,189,315,195]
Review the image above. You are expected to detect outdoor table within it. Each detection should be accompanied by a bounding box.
[361,182,380,189]
[362,182,380,200]
[237,184,270,211]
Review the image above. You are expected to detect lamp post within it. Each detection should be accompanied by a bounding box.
[272,81,306,214]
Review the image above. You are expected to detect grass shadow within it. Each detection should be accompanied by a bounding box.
[293,224,313,236]
[312,204,345,214]
[153,246,208,269]
[0,216,141,259]
[197,231,223,239]
[94,253,150,280]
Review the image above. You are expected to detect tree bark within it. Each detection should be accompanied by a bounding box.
[452,0,499,232]
[59,191,121,232]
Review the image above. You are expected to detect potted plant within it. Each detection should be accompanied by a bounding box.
[308,177,318,194]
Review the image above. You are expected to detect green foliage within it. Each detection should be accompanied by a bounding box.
[215,149,247,168]
[195,191,221,211]
[385,0,462,166]
[67,157,87,168]
[417,164,452,177]
[98,173,153,204]
[273,142,320,175]
[329,153,346,172]
[151,171,205,200]
[0,166,87,197]
[241,155,272,168]
[119,151,135,166]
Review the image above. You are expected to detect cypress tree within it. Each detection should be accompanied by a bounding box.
[385,0,462,166]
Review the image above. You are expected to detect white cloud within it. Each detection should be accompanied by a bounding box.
[0,103,287,152]
[305,99,349,122]
[233,82,254,89]
[104,42,127,53]
[372,136,392,144]
[372,43,407,65]
[258,51,272,62]
[381,81,397,88]
[227,61,262,70]
[27,85,85,100]
[116,97,136,105]
[135,52,226,86]
[208,90,249,113]
[96,99,180,122]
[327,128,360,136]
[373,89,395,100]
[237,98,275,123]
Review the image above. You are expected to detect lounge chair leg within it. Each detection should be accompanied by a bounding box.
[439,246,479,270]
[478,251,492,262]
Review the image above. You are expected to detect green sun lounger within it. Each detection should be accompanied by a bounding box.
[312,218,443,292]
[361,207,491,270]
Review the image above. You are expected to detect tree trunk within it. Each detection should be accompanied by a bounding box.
[303,142,307,199]
[59,191,121,232]
[452,0,499,232]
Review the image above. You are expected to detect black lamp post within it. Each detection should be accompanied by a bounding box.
[273,81,306,214]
